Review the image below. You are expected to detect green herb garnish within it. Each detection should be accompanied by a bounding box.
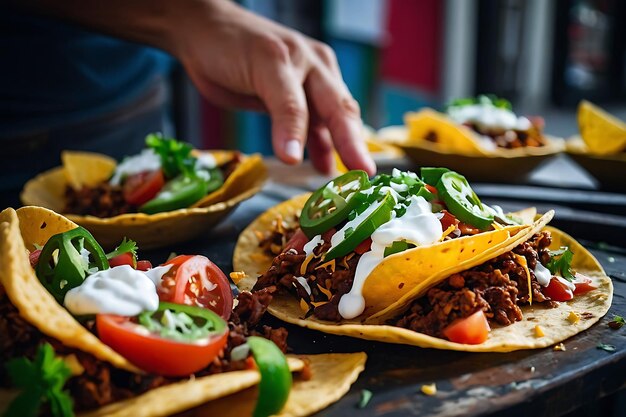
[3,343,74,417]
[105,237,138,261]
[546,247,576,282]
[357,389,373,409]
[146,133,196,178]
[608,315,625,330]
[446,94,513,111]
[596,343,616,353]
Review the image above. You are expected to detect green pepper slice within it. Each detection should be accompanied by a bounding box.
[203,167,224,194]
[421,167,450,186]
[435,171,494,230]
[247,336,292,417]
[140,174,209,214]
[300,170,370,238]
[324,192,396,261]
[137,301,227,342]
[35,227,109,303]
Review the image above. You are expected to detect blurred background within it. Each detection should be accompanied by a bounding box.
[172,0,626,154]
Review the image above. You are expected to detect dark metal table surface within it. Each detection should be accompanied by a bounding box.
[145,173,626,417]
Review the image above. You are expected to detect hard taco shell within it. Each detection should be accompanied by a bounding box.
[233,196,612,352]
[20,151,268,249]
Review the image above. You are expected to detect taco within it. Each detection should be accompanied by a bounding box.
[404,95,563,156]
[0,206,366,417]
[233,168,613,351]
[20,134,268,249]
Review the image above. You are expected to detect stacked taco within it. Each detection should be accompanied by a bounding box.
[0,206,365,417]
[234,168,613,351]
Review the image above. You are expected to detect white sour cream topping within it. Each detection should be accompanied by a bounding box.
[338,196,443,319]
[303,235,323,257]
[64,265,170,316]
[295,276,312,296]
[195,152,217,170]
[533,261,552,287]
[447,103,532,132]
[556,275,576,291]
[329,199,385,252]
[109,149,162,186]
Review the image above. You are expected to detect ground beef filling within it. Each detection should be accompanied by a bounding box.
[425,120,546,149]
[64,153,241,217]
[0,287,286,411]
[393,231,558,338]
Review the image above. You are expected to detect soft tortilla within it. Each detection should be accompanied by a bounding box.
[20,151,268,249]
[233,196,613,352]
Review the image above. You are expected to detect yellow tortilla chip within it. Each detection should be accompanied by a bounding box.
[234,196,612,352]
[21,151,267,249]
[62,151,116,190]
[578,100,626,155]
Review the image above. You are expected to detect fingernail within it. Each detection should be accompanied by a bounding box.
[284,139,302,162]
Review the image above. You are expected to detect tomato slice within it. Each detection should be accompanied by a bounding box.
[96,313,227,376]
[573,273,596,295]
[29,249,42,268]
[284,228,309,253]
[354,238,372,255]
[136,260,153,271]
[108,252,137,269]
[123,169,165,206]
[442,310,490,344]
[439,210,459,231]
[543,277,574,301]
[158,255,233,319]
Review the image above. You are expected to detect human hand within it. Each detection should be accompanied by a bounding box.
[170,0,376,175]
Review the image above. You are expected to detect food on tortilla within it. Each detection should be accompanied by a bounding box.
[233,168,613,351]
[0,206,365,417]
[404,95,555,155]
[572,100,626,155]
[20,134,268,249]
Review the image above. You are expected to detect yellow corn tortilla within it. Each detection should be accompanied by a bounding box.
[577,100,626,155]
[233,196,612,352]
[20,151,268,249]
[0,206,366,416]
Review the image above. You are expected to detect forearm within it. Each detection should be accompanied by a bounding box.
[8,0,223,55]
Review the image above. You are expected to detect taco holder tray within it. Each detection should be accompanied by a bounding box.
[146,181,626,417]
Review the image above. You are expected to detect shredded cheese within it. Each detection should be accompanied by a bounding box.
[300,254,315,276]
[492,222,504,230]
[513,253,532,305]
[534,325,545,338]
[299,298,309,313]
[340,252,355,269]
[311,301,329,307]
[568,311,581,324]
[439,224,457,241]
[315,259,336,272]
[318,285,333,300]
[553,343,566,351]
[229,271,246,284]
[421,383,437,396]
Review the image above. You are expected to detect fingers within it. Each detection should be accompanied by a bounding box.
[306,120,335,175]
[253,37,310,165]
[305,69,376,176]
[196,79,266,111]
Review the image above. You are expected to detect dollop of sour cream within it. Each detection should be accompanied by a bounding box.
[447,103,532,132]
[533,261,552,287]
[303,235,323,257]
[64,264,171,316]
[109,149,162,186]
[338,196,443,319]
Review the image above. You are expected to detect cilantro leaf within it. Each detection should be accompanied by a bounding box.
[145,133,196,179]
[546,247,576,282]
[357,389,373,409]
[446,94,513,111]
[608,315,625,330]
[4,343,74,417]
[105,237,138,261]
[596,343,616,353]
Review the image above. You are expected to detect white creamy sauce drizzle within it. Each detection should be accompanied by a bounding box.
[295,276,312,296]
[64,265,171,316]
[337,196,443,319]
[447,103,532,132]
[303,235,323,257]
[556,275,576,291]
[195,153,217,170]
[533,261,552,287]
[109,149,162,185]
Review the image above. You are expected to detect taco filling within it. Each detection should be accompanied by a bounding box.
[429,95,547,150]
[64,134,242,217]
[0,212,297,416]
[249,168,598,344]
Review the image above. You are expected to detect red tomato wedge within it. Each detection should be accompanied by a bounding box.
[96,314,228,376]
[136,260,153,271]
[573,273,596,295]
[108,252,137,269]
[29,249,42,268]
[543,277,574,301]
[123,169,165,206]
[354,238,372,255]
[158,255,233,319]
[442,310,491,344]
[284,228,309,253]
[439,210,460,231]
